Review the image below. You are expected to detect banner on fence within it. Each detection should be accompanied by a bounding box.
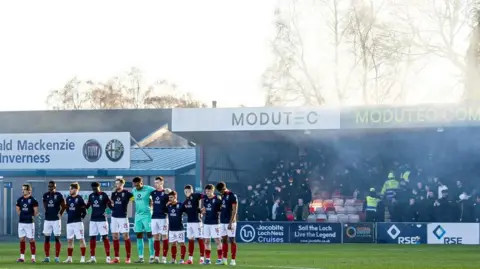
[236,222,290,243]
[290,223,341,243]
[427,223,480,245]
[377,223,427,244]
[343,223,374,243]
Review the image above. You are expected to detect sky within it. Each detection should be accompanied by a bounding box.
[0,0,276,111]
[0,0,472,111]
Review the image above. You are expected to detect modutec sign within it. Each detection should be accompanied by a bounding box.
[171,107,341,132]
[0,132,130,169]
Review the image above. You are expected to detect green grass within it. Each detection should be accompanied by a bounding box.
[0,243,478,269]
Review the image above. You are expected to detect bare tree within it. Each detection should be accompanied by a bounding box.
[263,2,325,106]
[46,77,87,110]
[262,0,412,105]
[45,68,205,110]
[465,7,480,102]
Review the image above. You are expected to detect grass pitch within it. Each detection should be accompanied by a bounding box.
[0,243,478,269]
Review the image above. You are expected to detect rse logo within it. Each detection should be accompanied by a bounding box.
[433,225,462,244]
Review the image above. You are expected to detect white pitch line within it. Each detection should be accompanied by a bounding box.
[239,265,324,269]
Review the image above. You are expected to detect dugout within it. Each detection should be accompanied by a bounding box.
[171,105,480,217]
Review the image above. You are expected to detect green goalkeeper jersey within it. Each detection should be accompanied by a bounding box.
[132,185,155,217]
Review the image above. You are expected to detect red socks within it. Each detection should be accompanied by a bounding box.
[188,240,195,257]
[162,239,169,257]
[29,241,36,255]
[217,249,223,259]
[198,239,205,257]
[20,241,26,255]
[90,238,96,256]
[103,238,111,257]
[205,249,211,259]
[180,245,186,260]
[222,243,228,259]
[55,241,61,257]
[67,248,73,257]
[113,239,120,257]
[154,240,161,257]
[231,242,237,259]
[44,242,50,257]
[125,239,131,259]
[171,245,177,260]
[80,246,86,257]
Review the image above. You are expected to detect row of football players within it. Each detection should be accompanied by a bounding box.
[15,176,238,265]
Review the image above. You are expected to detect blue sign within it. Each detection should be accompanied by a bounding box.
[237,222,289,243]
[100,182,111,188]
[377,223,427,244]
[290,223,341,243]
[4,182,12,188]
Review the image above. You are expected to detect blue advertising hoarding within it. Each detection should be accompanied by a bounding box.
[377,223,427,244]
[237,222,290,243]
[290,223,342,243]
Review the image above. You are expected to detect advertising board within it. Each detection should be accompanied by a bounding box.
[343,223,374,243]
[236,222,290,243]
[289,223,341,243]
[0,132,130,169]
[377,223,427,244]
[172,107,341,132]
[427,223,480,245]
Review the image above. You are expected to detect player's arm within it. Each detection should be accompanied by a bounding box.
[86,194,92,209]
[15,199,21,215]
[33,199,39,217]
[230,195,238,224]
[128,192,134,203]
[104,193,112,207]
[59,196,66,216]
[108,194,114,209]
[42,194,47,212]
[80,197,88,219]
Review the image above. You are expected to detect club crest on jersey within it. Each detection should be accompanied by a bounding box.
[54,194,57,199]
[28,199,31,204]
[122,193,125,197]
[75,198,78,203]
[99,195,103,200]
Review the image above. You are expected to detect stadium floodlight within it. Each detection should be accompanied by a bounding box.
[115,176,123,179]
[87,175,95,179]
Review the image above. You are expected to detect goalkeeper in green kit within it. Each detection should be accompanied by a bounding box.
[132,177,156,263]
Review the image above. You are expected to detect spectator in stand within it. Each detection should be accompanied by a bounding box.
[271,198,286,221]
[435,189,456,222]
[293,199,309,221]
[404,198,418,222]
[458,192,475,222]
[474,195,480,222]
[417,192,435,222]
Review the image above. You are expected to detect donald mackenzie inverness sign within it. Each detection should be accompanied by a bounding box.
[0,132,130,169]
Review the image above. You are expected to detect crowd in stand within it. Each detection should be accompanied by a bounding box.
[237,129,480,223]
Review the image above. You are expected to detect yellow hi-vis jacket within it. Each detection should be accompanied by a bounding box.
[365,196,379,211]
[381,179,400,199]
[401,170,411,182]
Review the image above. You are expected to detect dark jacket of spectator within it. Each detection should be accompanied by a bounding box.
[404,199,419,222]
[435,195,457,222]
[474,197,480,222]
[293,203,309,221]
[417,195,435,222]
[459,196,475,222]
